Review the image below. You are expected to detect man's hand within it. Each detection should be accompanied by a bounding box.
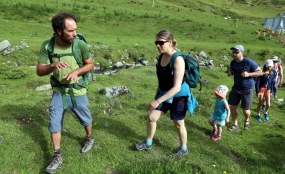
[227,71,233,77]
[241,71,249,77]
[63,70,79,83]
[52,61,70,71]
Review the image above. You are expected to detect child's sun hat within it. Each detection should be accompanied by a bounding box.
[214,85,228,99]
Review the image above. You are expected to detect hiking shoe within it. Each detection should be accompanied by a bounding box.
[46,154,62,174]
[211,127,218,136]
[264,113,270,121]
[228,125,238,131]
[256,115,263,123]
[135,140,152,150]
[81,136,94,154]
[261,104,266,111]
[173,146,189,156]
[211,135,221,141]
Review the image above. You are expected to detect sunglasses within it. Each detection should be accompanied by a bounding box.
[232,51,240,54]
[154,40,168,46]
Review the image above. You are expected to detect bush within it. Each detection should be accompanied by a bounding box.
[96,57,110,69]
[3,67,29,79]
[258,49,271,57]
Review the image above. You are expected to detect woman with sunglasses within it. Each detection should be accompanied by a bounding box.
[135,29,194,156]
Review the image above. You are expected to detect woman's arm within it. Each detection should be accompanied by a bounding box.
[156,56,185,103]
[149,56,185,110]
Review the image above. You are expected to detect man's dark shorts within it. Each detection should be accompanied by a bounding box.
[156,96,187,120]
[228,88,253,110]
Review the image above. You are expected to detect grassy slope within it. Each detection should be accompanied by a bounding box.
[0,0,285,173]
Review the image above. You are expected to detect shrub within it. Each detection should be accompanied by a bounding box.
[96,57,110,69]
[258,49,270,57]
[3,67,29,79]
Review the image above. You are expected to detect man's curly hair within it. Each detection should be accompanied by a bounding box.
[51,12,77,34]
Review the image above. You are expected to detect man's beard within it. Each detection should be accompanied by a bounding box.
[60,34,75,45]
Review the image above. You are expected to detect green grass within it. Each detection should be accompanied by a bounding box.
[1,0,285,173]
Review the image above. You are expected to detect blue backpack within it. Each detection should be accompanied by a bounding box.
[169,52,201,90]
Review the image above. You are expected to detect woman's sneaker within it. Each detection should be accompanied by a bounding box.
[46,154,62,174]
[135,140,152,150]
[256,115,263,123]
[173,146,189,156]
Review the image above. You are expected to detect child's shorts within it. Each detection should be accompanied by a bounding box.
[259,86,271,97]
[209,114,226,126]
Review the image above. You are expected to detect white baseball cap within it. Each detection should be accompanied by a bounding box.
[265,59,273,67]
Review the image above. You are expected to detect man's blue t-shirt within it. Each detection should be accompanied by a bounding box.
[230,57,259,90]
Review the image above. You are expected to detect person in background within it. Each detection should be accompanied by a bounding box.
[36,12,94,174]
[255,60,275,122]
[227,45,262,131]
[260,56,283,110]
[135,29,197,156]
[208,85,230,141]
[271,55,283,99]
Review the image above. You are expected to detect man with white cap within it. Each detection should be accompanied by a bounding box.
[271,55,283,98]
[227,45,262,131]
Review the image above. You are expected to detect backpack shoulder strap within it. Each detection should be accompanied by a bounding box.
[72,36,83,67]
[157,53,163,63]
[47,33,57,63]
[169,52,181,69]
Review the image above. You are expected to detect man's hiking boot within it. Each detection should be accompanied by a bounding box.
[46,154,62,174]
[135,140,152,150]
[173,146,189,156]
[81,136,94,154]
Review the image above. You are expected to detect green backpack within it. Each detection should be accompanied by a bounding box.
[158,52,202,91]
[169,52,201,91]
[47,33,94,109]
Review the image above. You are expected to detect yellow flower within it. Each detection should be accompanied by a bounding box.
[223,171,226,174]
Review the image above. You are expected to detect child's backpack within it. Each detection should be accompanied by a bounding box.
[168,52,201,90]
[47,33,94,108]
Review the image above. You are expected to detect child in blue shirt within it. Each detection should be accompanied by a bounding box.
[208,85,231,141]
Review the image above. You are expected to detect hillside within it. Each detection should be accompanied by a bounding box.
[0,0,285,66]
